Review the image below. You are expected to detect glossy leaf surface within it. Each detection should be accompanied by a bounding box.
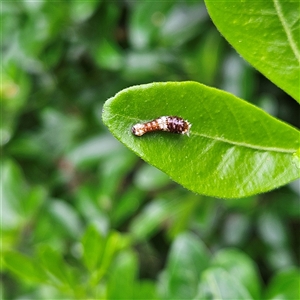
[102,82,300,198]
[205,0,300,102]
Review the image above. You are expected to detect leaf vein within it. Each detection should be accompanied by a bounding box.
[273,0,300,62]
[193,132,295,153]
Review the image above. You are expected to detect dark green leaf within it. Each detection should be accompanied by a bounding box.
[264,268,300,300]
[211,249,261,299]
[158,2,207,47]
[159,232,210,299]
[81,225,105,271]
[97,146,137,201]
[205,0,300,101]
[70,0,100,23]
[128,2,173,49]
[132,281,158,300]
[99,231,130,273]
[106,251,138,299]
[47,199,82,239]
[111,186,146,227]
[167,194,200,239]
[221,213,251,246]
[257,211,289,248]
[67,135,123,168]
[257,211,295,270]
[102,81,299,198]
[38,245,73,287]
[75,187,110,226]
[93,39,124,71]
[129,199,173,241]
[1,64,30,145]
[196,267,253,300]
[3,251,47,283]
[2,159,28,230]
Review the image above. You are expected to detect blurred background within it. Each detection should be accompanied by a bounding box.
[2,0,299,299]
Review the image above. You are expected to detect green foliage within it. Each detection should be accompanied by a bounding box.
[2,0,299,299]
[103,81,299,198]
[3,226,133,298]
[5,230,297,299]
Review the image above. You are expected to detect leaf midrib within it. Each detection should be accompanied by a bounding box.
[194,132,295,154]
[273,0,300,62]
[107,112,297,154]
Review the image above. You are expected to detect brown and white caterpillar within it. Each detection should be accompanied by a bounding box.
[132,116,191,137]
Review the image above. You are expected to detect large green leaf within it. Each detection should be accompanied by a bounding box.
[102,82,299,198]
[205,0,300,102]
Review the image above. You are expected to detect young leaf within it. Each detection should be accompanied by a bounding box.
[129,199,174,241]
[102,82,299,198]
[205,0,300,102]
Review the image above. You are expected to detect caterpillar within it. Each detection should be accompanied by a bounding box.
[132,116,191,137]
